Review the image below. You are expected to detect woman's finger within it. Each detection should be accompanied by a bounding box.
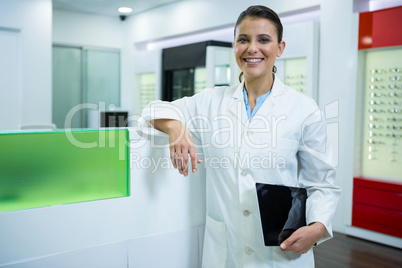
[189,147,201,173]
[182,150,189,176]
[176,150,183,174]
[170,147,177,169]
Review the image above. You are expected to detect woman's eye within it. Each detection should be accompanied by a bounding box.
[259,38,269,44]
[237,38,248,43]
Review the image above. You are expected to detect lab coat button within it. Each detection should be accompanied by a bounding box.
[243,210,250,216]
[241,170,247,176]
[245,247,253,255]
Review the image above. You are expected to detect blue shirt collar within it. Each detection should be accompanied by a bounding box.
[243,87,272,122]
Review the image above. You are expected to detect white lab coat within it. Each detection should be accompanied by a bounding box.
[140,75,341,268]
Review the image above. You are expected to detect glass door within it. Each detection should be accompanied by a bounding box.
[83,49,120,127]
[171,68,194,100]
[52,46,120,128]
[52,46,82,128]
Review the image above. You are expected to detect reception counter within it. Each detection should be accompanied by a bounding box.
[0,129,129,213]
[0,128,206,267]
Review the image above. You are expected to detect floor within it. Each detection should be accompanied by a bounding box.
[314,232,402,268]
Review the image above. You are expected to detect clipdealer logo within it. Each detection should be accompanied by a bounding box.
[129,151,288,173]
[60,99,340,168]
[142,101,288,150]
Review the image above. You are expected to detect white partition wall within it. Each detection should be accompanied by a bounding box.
[133,49,163,113]
[205,46,240,88]
[0,0,52,130]
[275,21,320,102]
[0,28,21,131]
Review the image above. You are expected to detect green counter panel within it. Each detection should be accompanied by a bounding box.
[0,129,129,213]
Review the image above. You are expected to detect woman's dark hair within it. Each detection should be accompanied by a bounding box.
[234,5,283,82]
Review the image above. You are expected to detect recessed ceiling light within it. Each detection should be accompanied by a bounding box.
[118,7,132,13]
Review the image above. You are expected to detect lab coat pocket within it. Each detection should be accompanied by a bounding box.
[202,215,227,268]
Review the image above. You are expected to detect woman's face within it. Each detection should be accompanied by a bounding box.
[234,17,285,81]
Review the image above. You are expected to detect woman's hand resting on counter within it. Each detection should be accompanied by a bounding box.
[151,119,201,177]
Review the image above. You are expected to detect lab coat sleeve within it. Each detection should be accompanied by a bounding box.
[138,88,214,140]
[297,108,341,245]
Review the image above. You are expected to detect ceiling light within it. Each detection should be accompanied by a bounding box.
[118,7,132,13]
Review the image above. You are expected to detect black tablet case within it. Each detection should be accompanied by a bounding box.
[255,182,307,246]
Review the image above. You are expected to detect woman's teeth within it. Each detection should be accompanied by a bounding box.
[245,58,263,63]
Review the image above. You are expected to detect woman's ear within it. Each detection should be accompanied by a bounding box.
[276,40,286,57]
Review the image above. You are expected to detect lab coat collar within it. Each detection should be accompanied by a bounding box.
[232,82,245,100]
[229,74,287,123]
[228,82,247,126]
[231,74,286,100]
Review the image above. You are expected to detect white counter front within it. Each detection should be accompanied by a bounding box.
[0,128,206,268]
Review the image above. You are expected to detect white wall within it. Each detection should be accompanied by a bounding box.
[0,0,52,129]
[319,0,359,234]
[126,0,321,43]
[0,29,20,130]
[52,10,124,48]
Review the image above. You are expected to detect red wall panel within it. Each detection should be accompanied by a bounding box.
[353,186,402,211]
[352,177,402,238]
[358,12,373,49]
[372,7,402,48]
[358,6,402,49]
[354,177,402,192]
[353,203,402,230]
[352,219,402,238]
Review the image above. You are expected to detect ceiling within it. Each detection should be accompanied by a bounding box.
[52,0,185,17]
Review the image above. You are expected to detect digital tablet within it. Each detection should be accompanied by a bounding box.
[255,182,307,246]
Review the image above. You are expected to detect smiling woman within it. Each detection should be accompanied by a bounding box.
[234,17,285,101]
[234,5,285,84]
[141,5,341,268]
